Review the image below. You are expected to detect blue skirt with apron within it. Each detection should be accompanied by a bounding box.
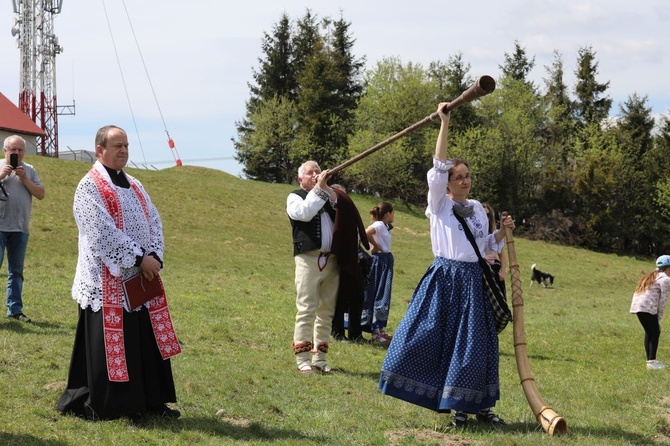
[378,256,499,413]
[361,252,394,332]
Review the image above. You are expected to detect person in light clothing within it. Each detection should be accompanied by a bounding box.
[361,202,395,345]
[287,161,338,374]
[630,255,670,370]
[0,135,45,322]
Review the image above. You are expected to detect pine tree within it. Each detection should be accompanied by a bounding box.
[574,46,612,126]
[499,40,536,87]
[428,53,478,133]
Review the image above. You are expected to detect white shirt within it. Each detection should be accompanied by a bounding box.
[426,158,504,261]
[286,188,334,252]
[368,220,392,253]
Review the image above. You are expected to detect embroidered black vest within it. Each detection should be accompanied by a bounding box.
[289,189,336,256]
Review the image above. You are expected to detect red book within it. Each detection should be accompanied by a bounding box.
[122,273,164,310]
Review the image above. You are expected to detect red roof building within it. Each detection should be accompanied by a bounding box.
[0,92,46,155]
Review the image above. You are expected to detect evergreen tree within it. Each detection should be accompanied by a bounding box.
[538,50,577,217]
[292,10,320,82]
[574,46,612,126]
[234,10,363,182]
[428,53,478,133]
[617,93,654,160]
[248,14,296,109]
[499,40,536,87]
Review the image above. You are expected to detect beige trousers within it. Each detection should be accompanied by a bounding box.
[293,251,339,365]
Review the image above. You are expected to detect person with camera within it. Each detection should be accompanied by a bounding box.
[0,135,45,323]
[57,125,180,420]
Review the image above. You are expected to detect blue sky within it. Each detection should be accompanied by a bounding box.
[1,0,668,177]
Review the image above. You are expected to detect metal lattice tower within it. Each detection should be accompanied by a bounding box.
[11,0,64,157]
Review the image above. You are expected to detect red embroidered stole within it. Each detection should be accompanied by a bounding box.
[89,167,181,382]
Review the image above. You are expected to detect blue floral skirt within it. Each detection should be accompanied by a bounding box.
[361,252,394,332]
[378,256,499,413]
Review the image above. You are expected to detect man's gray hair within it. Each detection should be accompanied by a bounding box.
[3,135,26,149]
[297,161,320,179]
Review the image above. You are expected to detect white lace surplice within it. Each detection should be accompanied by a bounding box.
[72,162,164,312]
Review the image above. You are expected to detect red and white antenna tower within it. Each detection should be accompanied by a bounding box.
[11,0,72,157]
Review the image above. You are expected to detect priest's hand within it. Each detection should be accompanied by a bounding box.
[140,255,161,280]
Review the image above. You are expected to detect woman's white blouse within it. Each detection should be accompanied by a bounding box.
[426,158,504,261]
[368,220,392,253]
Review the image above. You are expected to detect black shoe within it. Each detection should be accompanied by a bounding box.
[7,313,31,323]
[349,335,370,344]
[332,334,350,343]
[476,408,506,425]
[451,411,468,427]
[149,404,181,419]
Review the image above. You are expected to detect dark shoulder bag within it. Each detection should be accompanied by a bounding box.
[454,213,512,334]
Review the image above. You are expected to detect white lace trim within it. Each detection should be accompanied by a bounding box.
[72,164,164,312]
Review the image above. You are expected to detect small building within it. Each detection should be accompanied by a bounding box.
[0,92,46,154]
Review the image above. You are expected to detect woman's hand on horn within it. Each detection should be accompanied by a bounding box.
[501,214,515,231]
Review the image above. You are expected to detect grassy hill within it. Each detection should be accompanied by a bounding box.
[1,154,669,445]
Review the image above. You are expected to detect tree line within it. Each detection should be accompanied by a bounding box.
[234,11,670,256]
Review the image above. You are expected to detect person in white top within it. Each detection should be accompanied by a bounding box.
[483,202,507,298]
[378,102,515,428]
[361,202,395,345]
[286,161,338,374]
[630,255,670,370]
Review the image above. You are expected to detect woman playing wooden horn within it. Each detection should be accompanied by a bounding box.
[378,102,515,428]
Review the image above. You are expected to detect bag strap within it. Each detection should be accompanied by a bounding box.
[453,212,486,262]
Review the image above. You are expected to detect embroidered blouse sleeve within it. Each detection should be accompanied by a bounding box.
[427,158,452,216]
[73,178,144,277]
[487,230,506,253]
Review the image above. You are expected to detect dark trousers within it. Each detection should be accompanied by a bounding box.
[332,270,364,340]
[637,312,661,361]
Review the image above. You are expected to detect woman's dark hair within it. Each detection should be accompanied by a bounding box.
[482,202,497,234]
[370,202,394,221]
[448,158,470,175]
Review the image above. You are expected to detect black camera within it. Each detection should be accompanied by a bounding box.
[9,153,18,169]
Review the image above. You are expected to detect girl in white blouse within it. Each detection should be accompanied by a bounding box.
[361,202,395,345]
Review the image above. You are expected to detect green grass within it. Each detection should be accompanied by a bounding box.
[1,154,669,445]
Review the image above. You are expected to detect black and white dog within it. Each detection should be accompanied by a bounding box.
[530,264,555,288]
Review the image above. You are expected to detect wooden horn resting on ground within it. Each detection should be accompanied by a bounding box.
[328,75,496,176]
[503,212,567,436]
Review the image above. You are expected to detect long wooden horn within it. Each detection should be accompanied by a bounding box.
[328,75,496,175]
[503,212,567,436]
